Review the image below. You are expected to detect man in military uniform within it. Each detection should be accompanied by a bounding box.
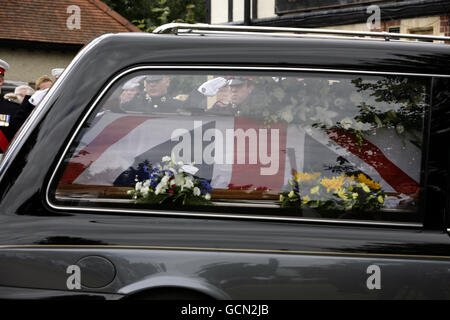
[208,76,266,116]
[0,59,21,153]
[119,75,182,114]
[143,75,181,113]
[118,78,142,113]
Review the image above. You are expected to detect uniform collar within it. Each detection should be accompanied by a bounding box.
[146,95,167,103]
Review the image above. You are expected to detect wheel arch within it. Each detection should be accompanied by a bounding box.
[118,275,231,300]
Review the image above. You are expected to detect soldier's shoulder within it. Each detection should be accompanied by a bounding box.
[0,97,20,113]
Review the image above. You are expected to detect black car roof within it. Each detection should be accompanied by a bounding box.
[86,32,450,76]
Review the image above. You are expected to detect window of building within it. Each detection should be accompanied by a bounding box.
[50,70,429,224]
[388,27,401,40]
[409,27,434,42]
[388,27,400,33]
[275,0,388,15]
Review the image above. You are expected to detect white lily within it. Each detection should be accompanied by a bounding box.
[311,106,338,127]
[155,182,166,195]
[280,110,294,123]
[173,173,184,186]
[160,175,170,186]
[183,176,194,189]
[181,164,199,175]
[135,182,142,191]
[141,186,149,197]
[354,121,373,131]
[340,117,353,130]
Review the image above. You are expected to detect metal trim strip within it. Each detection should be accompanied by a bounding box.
[1,244,449,260]
[153,22,450,42]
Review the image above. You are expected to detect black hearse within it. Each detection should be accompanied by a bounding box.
[0,24,449,299]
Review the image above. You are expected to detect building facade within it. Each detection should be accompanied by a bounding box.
[0,0,140,86]
[208,0,450,41]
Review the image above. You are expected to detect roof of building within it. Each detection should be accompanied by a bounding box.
[0,0,141,45]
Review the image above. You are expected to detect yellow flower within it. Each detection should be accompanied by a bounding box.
[336,188,348,199]
[288,191,295,198]
[312,172,322,180]
[358,182,371,193]
[310,186,320,194]
[295,172,321,183]
[352,193,358,199]
[377,195,384,204]
[357,173,381,190]
[279,194,285,202]
[320,175,346,193]
[345,175,356,182]
[302,195,311,204]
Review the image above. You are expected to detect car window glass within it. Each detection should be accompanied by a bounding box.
[51,71,429,223]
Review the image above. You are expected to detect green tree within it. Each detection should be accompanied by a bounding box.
[102,0,205,32]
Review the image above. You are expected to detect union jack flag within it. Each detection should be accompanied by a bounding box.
[60,111,420,196]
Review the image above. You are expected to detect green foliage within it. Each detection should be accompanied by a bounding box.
[352,76,426,146]
[102,0,205,32]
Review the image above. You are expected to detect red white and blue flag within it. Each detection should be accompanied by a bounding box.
[60,112,420,194]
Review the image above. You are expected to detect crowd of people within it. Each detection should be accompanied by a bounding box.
[0,58,63,154]
[0,56,268,155]
[115,74,264,117]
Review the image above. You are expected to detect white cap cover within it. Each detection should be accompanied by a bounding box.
[0,59,9,76]
[122,79,140,90]
[51,68,64,78]
[198,77,227,96]
[29,88,49,106]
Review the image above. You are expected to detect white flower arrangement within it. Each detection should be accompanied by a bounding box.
[129,155,213,206]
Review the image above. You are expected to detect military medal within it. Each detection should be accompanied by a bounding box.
[0,114,10,127]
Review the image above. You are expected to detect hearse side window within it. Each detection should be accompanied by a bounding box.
[51,71,429,223]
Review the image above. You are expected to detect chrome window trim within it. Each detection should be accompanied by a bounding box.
[154,22,450,42]
[44,65,443,228]
[176,30,448,44]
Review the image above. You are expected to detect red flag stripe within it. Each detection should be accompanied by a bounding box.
[327,128,419,194]
[229,117,287,191]
[0,129,9,152]
[60,116,149,184]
